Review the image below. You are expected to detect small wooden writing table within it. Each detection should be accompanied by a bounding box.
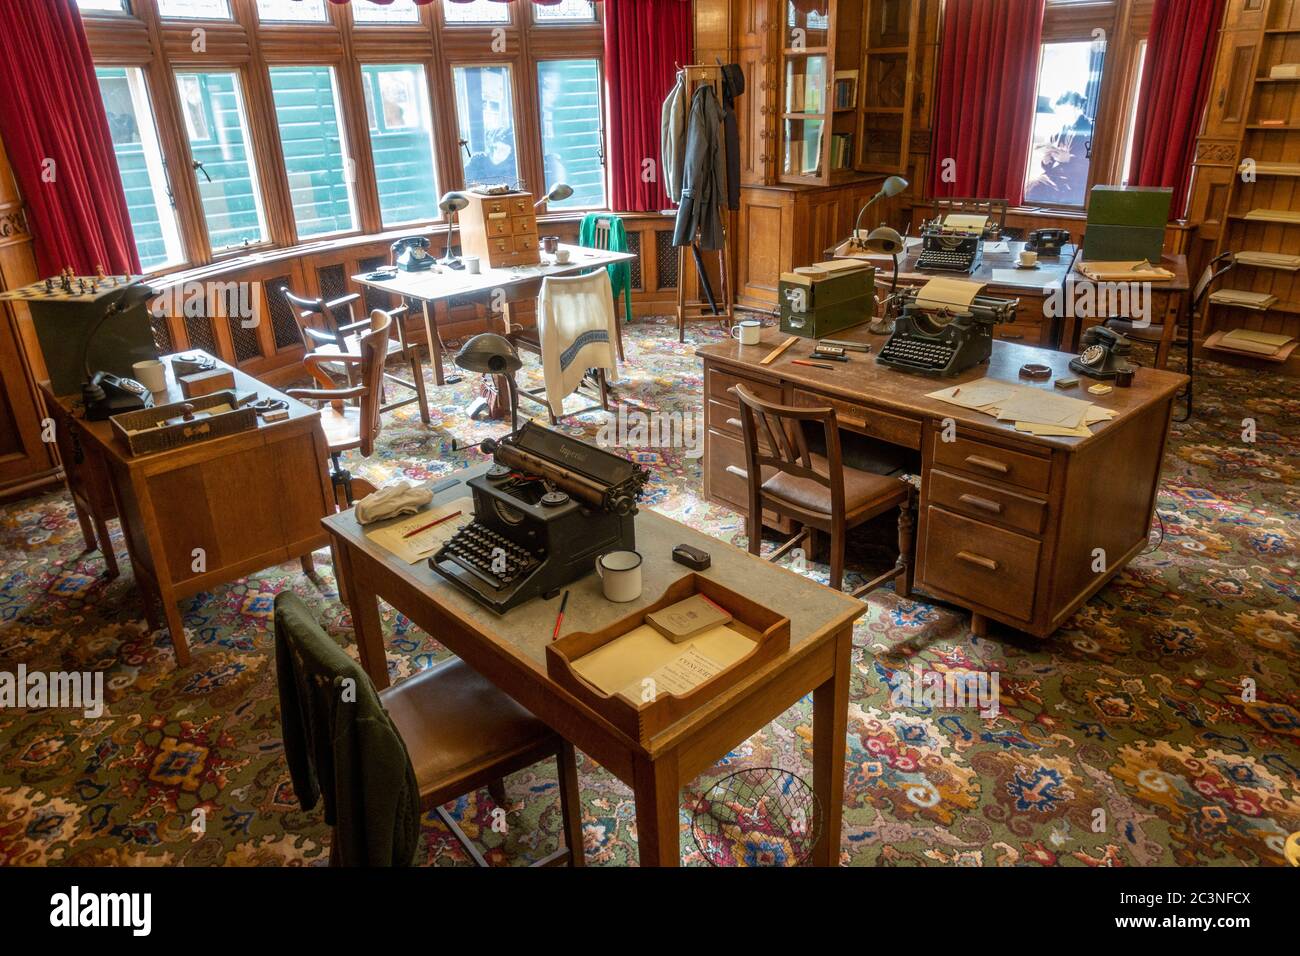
[324,476,866,866]
[352,244,636,385]
[40,352,334,664]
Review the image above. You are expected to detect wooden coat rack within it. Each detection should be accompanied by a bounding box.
[673,63,732,342]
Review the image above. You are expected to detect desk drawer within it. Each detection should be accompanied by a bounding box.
[708,428,771,508]
[487,217,511,237]
[930,432,1051,493]
[706,367,781,405]
[791,388,922,450]
[515,234,539,254]
[927,468,1047,536]
[920,506,1040,622]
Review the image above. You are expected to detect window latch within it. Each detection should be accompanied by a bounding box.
[458,139,471,159]
[191,159,213,183]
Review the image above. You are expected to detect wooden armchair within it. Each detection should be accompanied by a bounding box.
[281,286,430,425]
[286,310,392,508]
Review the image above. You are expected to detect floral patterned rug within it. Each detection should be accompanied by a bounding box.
[1,317,1296,867]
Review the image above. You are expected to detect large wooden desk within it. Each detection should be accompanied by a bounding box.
[40,352,334,664]
[324,478,866,866]
[698,328,1189,639]
[850,241,1189,357]
[353,243,636,385]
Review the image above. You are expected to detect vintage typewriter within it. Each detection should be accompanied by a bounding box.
[431,422,649,613]
[876,286,1018,376]
[916,214,985,273]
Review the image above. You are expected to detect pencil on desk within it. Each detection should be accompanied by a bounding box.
[760,336,799,365]
[792,359,834,370]
[551,590,570,641]
[401,509,462,539]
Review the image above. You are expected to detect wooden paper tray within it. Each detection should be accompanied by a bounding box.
[110,389,257,456]
[545,574,790,746]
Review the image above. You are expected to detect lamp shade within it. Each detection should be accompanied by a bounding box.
[438,190,470,214]
[879,175,909,199]
[865,226,905,256]
[546,183,574,203]
[455,333,521,375]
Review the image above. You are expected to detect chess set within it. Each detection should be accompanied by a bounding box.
[0,266,141,305]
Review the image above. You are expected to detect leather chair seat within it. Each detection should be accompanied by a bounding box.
[379,659,556,798]
[762,455,906,518]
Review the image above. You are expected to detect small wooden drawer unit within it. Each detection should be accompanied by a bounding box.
[458,190,541,268]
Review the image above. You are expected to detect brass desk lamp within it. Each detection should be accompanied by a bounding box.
[837,175,909,255]
[455,333,523,435]
[864,226,905,335]
[438,191,471,269]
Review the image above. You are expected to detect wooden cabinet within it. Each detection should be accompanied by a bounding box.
[1199,28,1260,141]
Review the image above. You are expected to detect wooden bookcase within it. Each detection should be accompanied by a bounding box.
[1201,0,1300,367]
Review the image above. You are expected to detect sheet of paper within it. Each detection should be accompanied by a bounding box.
[365,496,473,564]
[990,269,1057,290]
[943,214,989,235]
[573,623,753,700]
[927,378,1019,411]
[915,276,986,312]
[618,644,727,703]
[1015,420,1093,438]
[995,389,1094,429]
[983,241,1011,254]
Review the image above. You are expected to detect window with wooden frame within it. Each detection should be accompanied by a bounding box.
[74,0,608,273]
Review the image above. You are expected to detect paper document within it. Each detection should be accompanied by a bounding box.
[619,644,727,702]
[573,623,753,703]
[995,389,1093,429]
[926,379,1018,411]
[928,377,1113,436]
[365,496,473,564]
[943,214,989,235]
[915,276,986,312]
[983,241,1011,254]
[991,269,1056,289]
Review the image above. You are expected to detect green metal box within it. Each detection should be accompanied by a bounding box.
[779,263,875,338]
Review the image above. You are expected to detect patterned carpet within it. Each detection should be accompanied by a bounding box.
[1,317,1297,867]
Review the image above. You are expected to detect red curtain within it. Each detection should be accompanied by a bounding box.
[928,0,1045,206]
[330,2,603,7]
[1127,0,1226,219]
[603,0,693,212]
[0,0,139,275]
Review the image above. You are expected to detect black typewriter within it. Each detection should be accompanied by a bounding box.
[876,287,1018,376]
[431,422,649,613]
[917,230,982,273]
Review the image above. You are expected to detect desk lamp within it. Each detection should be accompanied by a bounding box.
[844,175,909,251]
[438,191,471,269]
[534,182,573,208]
[864,226,905,335]
[455,333,523,434]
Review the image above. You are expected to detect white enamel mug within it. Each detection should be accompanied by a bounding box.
[730,320,761,345]
[595,550,643,602]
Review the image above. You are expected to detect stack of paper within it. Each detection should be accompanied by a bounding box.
[1218,328,1294,356]
[915,276,986,311]
[365,497,473,564]
[1209,289,1279,310]
[927,378,1115,438]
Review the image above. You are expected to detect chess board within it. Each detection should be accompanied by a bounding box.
[0,274,143,304]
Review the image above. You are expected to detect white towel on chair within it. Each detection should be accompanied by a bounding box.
[537,270,620,416]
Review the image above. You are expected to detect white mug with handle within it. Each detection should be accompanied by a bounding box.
[595,550,643,602]
[730,320,761,346]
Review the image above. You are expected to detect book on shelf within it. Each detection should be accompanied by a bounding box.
[832,70,858,109]
[1216,328,1294,356]
[1208,289,1280,310]
[1235,251,1300,271]
[1243,208,1300,223]
[1270,63,1300,79]
[831,132,854,170]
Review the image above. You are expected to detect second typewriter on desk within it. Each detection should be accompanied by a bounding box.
[876,286,1018,376]
[431,422,649,613]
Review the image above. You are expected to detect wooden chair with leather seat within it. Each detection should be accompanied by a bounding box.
[1103,250,1233,422]
[286,309,391,508]
[281,286,431,425]
[733,384,914,596]
[273,592,585,867]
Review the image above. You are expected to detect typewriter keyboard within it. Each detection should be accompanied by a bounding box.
[917,248,978,272]
[440,522,541,590]
[877,333,956,373]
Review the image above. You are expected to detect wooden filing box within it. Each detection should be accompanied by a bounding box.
[458,190,541,269]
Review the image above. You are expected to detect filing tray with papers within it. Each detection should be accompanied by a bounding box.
[877,282,1018,376]
[431,423,649,613]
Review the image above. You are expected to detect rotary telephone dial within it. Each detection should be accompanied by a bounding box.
[1069,325,1133,380]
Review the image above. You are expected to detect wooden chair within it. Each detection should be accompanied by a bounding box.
[733,385,914,596]
[273,593,585,867]
[281,286,430,425]
[1103,251,1233,421]
[286,309,392,508]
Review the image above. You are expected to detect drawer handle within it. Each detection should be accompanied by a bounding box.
[725,465,749,480]
[726,417,743,429]
[956,550,999,572]
[958,493,1003,515]
[964,455,1009,475]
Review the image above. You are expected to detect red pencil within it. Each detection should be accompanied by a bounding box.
[402,509,462,539]
[551,590,571,641]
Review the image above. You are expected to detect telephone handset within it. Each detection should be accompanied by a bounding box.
[1026,228,1071,255]
[392,236,434,272]
[82,371,152,421]
[1069,325,1133,380]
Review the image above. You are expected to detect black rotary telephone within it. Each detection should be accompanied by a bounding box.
[1070,325,1133,380]
[392,236,434,272]
[83,371,153,421]
[1026,228,1071,255]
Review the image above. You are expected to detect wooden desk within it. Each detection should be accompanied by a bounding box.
[353,244,636,386]
[40,352,334,664]
[698,328,1189,639]
[852,241,1189,357]
[323,479,866,866]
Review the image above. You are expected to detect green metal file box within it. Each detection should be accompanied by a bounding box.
[1083,186,1172,263]
[779,262,875,338]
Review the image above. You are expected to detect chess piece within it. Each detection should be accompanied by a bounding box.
[95,264,105,281]
[44,278,54,293]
